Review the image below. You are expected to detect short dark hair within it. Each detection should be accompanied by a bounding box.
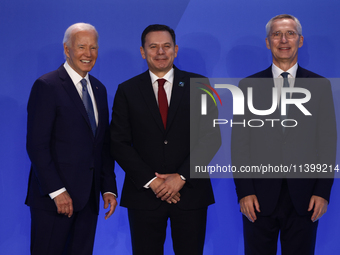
[141,24,176,47]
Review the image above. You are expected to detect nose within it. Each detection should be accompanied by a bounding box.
[84,47,92,57]
[280,34,288,43]
[157,46,165,54]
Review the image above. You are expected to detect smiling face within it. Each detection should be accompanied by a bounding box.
[140,31,178,77]
[266,18,304,70]
[64,30,98,77]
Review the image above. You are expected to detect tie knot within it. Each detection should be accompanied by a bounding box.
[81,79,87,90]
[281,72,289,78]
[158,79,166,87]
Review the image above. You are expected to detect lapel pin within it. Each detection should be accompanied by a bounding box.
[96,87,98,89]
[178,82,184,87]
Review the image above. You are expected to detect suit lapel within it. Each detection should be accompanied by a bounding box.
[256,67,282,134]
[262,66,273,78]
[283,66,310,137]
[58,66,95,138]
[89,76,102,139]
[138,67,188,132]
[138,71,165,132]
[296,65,310,78]
[166,67,186,132]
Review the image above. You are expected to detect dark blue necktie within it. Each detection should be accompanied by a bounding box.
[281,72,290,92]
[81,79,96,136]
[281,72,290,132]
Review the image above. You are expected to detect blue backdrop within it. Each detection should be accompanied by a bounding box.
[1,0,339,254]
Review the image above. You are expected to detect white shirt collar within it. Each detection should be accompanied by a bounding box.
[272,63,298,78]
[149,68,174,84]
[63,61,89,85]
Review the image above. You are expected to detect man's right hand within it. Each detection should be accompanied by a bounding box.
[239,195,260,223]
[54,191,73,217]
[149,177,181,204]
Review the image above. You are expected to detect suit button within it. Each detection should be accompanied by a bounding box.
[164,140,168,145]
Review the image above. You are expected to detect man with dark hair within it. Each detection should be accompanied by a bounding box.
[110,24,220,255]
[26,23,117,255]
[232,14,337,255]
[141,24,176,47]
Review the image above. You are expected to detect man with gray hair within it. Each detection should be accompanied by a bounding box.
[26,23,117,254]
[232,14,336,254]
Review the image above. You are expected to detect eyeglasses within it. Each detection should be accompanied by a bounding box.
[270,31,299,39]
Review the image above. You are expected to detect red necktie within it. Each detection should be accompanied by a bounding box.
[157,79,168,128]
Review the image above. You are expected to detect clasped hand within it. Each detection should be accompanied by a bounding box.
[149,172,185,204]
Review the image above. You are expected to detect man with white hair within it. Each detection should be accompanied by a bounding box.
[232,14,336,255]
[26,23,117,254]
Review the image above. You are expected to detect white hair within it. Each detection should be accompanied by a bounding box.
[63,22,98,46]
[265,14,302,37]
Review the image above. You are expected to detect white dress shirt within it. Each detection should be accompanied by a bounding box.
[150,68,174,106]
[272,63,298,106]
[64,61,99,124]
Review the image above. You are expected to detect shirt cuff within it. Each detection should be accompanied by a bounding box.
[103,192,117,197]
[144,177,157,189]
[49,187,66,199]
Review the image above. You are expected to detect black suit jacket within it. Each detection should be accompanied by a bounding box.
[26,65,117,213]
[232,65,337,215]
[110,66,220,210]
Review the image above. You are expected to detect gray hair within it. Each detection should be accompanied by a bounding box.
[265,14,302,37]
[63,22,98,47]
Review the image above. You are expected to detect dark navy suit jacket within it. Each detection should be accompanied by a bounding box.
[232,65,337,215]
[26,65,117,214]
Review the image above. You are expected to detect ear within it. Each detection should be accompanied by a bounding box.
[140,46,146,59]
[63,43,70,59]
[265,37,271,50]
[174,45,179,58]
[298,35,304,48]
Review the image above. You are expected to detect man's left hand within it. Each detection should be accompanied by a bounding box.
[103,193,118,220]
[308,195,328,222]
[154,173,185,203]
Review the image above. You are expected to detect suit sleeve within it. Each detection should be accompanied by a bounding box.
[313,79,337,202]
[110,84,156,189]
[231,79,256,201]
[179,80,221,184]
[26,78,64,195]
[99,86,118,196]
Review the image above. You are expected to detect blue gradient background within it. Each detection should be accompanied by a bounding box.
[1,0,339,254]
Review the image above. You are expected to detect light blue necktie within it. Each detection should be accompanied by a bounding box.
[81,79,96,136]
[281,72,290,132]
